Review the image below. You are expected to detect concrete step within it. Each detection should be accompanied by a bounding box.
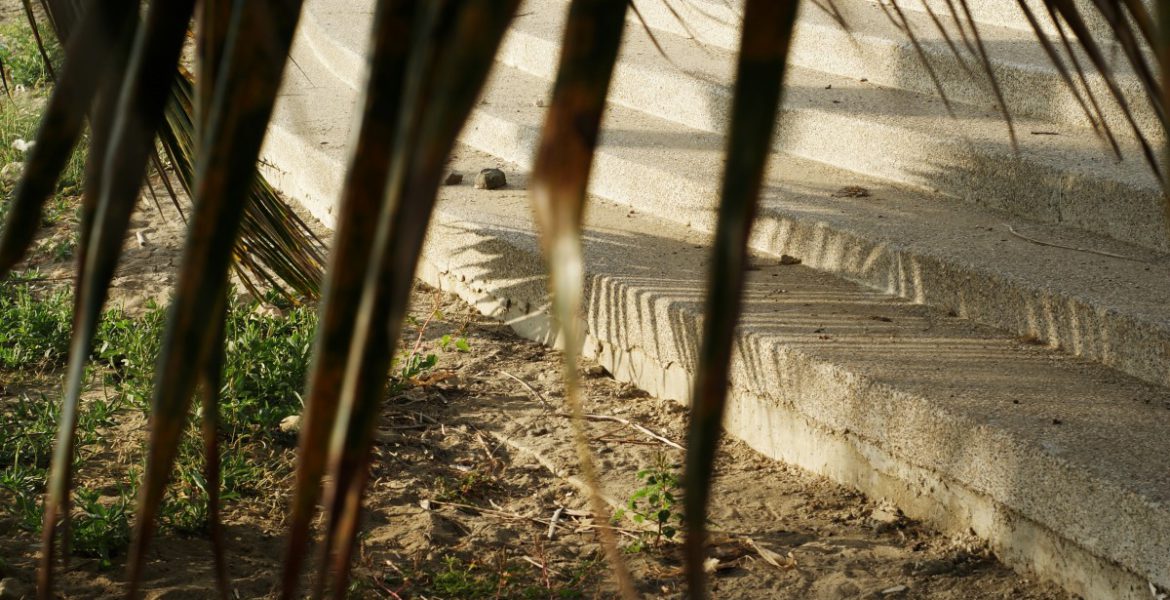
[629,0,1158,136]
[299,0,1167,253]
[302,0,1159,147]
[637,0,1150,53]
[262,12,1170,598]
[286,0,1170,399]
[498,1,1167,251]
[464,63,1170,392]
[260,39,1170,598]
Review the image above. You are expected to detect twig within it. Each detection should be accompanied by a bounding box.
[425,499,640,537]
[547,507,564,540]
[501,370,551,409]
[521,555,564,578]
[554,412,683,450]
[1005,223,1141,261]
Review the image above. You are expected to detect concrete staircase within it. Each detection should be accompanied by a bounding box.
[261,1,1170,598]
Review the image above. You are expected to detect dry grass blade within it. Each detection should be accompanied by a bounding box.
[279,1,415,597]
[682,0,799,597]
[74,10,138,320]
[314,2,520,596]
[529,0,636,598]
[0,1,136,280]
[127,1,304,595]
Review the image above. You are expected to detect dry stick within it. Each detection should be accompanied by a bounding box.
[501,369,552,409]
[554,412,684,451]
[1003,223,1141,261]
[425,498,641,538]
[547,507,565,539]
[520,555,565,578]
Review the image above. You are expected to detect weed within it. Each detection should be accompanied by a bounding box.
[615,453,684,552]
[0,283,72,371]
[0,464,45,532]
[0,22,61,88]
[72,486,132,569]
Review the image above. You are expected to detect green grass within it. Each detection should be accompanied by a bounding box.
[0,281,72,371]
[0,21,61,89]
[0,283,321,553]
[0,21,86,236]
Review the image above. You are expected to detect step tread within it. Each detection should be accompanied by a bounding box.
[634,0,1156,132]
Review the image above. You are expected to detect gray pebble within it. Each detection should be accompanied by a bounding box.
[475,168,506,190]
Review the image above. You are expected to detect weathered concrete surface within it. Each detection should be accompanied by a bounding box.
[305,0,1167,252]
[260,2,1170,598]
[289,0,1170,397]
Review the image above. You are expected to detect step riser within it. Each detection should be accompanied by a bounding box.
[495,26,1167,253]
[304,0,1158,144]
[461,107,1170,390]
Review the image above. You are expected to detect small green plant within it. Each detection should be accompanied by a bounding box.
[615,453,684,552]
[439,333,471,353]
[72,486,132,569]
[0,283,73,371]
[0,22,61,88]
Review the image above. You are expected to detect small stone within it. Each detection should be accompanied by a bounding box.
[475,168,507,190]
[419,499,432,510]
[832,185,871,198]
[0,162,23,182]
[279,414,301,434]
[913,559,954,576]
[880,584,908,596]
[779,254,802,265]
[585,364,607,377]
[534,98,545,107]
[0,577,28,600]
[444,171,463,185]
